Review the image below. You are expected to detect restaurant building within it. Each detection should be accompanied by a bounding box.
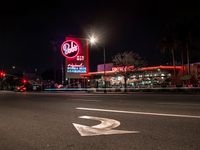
[61,36,200,88]
[83,64,183,88]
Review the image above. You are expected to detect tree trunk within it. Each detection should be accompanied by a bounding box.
[186,43,190,75]
[124,76,127,93]
[187,32,191,75]
[171,48,176,85]
[181,50,184,75]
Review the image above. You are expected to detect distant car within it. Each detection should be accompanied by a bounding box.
[32,84,43,91]
[55,84,64,88]
[15,86,26,92]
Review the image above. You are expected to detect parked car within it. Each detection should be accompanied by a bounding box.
[15,85,26,92]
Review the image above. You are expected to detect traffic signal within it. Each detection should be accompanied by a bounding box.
[0,71,6,78]
[22,79,27,84]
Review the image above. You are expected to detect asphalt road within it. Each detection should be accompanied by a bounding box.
[0,91,200,150]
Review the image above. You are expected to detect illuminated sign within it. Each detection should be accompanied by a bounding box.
[61,37,89,75]
[67,63,86,73]
[61,40,79,58]
[112,66,134,72]
[67,66,87,73]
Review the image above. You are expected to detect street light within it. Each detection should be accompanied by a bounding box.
[88,35,107,93]
[89,35,98,45]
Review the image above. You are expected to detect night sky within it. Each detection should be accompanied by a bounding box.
[0,0,200,73]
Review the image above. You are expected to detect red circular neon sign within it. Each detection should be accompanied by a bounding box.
[61,40,79,58]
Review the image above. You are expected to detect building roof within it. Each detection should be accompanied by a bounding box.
[81,65,183,76]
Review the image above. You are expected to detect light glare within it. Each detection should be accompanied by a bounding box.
[89,35,98,45]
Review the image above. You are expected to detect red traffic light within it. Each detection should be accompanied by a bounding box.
[22,79,27,84]
[0,71,6,77]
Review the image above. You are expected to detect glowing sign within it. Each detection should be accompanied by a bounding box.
[67,67,86,73]
[112,66,134,72]
[62,36,89,75]
[77,56,84,61]
[68,63,83,67]
[61,40,79,58]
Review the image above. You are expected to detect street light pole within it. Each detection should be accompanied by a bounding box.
[88,34,107,93]
[103,45,107,93]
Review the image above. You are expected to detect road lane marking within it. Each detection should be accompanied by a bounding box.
[157,103,200,106]
[73,116,139,136]
[72,99,101,102]
[82,100,101,102]
[76,107,200,119]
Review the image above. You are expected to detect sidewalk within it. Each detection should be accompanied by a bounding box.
[44,87,200,94]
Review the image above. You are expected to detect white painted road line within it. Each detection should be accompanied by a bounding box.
[157,103,200,106]
[81,100,101,102]
[76,107,200,119]
[79,99,101,102]
[73,116,139,136]
[71,99,101,102]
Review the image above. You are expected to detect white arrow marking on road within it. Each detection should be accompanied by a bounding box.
[73,116,139,136]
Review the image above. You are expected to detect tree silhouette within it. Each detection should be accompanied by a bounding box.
[112,51,145,92]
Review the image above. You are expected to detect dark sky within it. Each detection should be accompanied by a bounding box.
[0,0,200,72]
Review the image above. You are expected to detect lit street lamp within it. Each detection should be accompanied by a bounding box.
[12,66,16,69]
[89,35,97,45]
[88,35,107,93]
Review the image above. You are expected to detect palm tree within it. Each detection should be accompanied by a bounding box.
[160,17,200,85]
[174,19,192,75]
[112,51,145,92]
[165,17,197,75]
[159,34,178,84]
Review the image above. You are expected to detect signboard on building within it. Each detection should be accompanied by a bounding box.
[97,63,113,72]
[61,36,89,78]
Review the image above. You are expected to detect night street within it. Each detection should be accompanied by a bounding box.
[0,91,200,150]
